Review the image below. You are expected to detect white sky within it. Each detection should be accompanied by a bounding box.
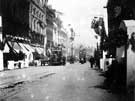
[48,0,108,47]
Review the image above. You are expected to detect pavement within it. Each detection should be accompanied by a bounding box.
[0,62,127,101]
[0,65,66,88]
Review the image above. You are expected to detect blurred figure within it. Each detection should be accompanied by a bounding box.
[89,56,95,68]
[70,56,74,64]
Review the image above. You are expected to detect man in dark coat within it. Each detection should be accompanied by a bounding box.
[89,56,95,68]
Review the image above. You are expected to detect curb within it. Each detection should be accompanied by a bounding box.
[0,71,55,88]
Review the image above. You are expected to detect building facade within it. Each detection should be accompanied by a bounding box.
[45,5,55,51]
[58,28,68,56]
[106,0,135,89]
[1,0,47,46]
[29,0,47,46]
[58,28,68,46]
[0,0,47,69]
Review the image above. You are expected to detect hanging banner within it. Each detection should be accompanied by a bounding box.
[0,16,1,27]
[0,16,2,41]
[0,16,3,71]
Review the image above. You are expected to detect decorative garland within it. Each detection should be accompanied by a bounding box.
[91,17,128,51]
[0,40,4,50]
[104,28,128,50]
[130,32,135,52]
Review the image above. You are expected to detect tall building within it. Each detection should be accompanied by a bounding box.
[58,28,68,56]
[58,28,68,46]
[66,24,75,57]
[1,0,47,46]
[0,0,47,69]
[46,5,55,50]
[29,0,47,46]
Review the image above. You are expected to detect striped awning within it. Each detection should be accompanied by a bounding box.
[18,43,29,53]
[7,41,28,54]
[11,42,22,53]
[35,47,44,54]
[23,44,35,52]
[32,46,44,54]
[3,43,10,53]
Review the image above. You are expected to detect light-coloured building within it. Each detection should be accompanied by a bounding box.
[58,28,68,56]
[58,28,68,46]
[53,22,59,46]
[52,20,69,56]
[65,24,75,57]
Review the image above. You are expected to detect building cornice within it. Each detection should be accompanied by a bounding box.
[29,0,47,14]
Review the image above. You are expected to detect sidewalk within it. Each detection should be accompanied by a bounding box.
[0,66,58,88]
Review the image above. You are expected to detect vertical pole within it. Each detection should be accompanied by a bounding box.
[44,5,47,56]
[71,42,73,57]
[44,28,47,56]
[58,30,59,45]
[0,16,4,71]
[72,42,74,57]
[125,41,127,92]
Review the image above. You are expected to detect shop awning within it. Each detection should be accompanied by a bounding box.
[18,43,29,53]
[3,43,10,53]
[39,47,44,53]
[35,47,44,54]
[7,41,29,54]
[22,44,35,52]
[11,42,22,53]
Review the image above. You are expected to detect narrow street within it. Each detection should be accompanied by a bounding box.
[0,62,126,101]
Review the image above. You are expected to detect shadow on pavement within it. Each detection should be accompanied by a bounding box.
[39,73,56,79]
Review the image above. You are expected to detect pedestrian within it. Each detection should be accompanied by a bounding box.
[89,56,95,68]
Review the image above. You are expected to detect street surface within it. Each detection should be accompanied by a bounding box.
[0,62,126,101]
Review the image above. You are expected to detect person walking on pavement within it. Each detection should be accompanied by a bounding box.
[89,56,95,68]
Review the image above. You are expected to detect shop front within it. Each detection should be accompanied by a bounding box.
[31,45,44,66]
[2,36,40,69]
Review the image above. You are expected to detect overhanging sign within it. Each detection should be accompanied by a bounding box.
[0,16,2,27]
[0,16,2,41]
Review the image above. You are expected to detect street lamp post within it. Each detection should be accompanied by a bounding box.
[43,4,47,56]
[71,42,74,57]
